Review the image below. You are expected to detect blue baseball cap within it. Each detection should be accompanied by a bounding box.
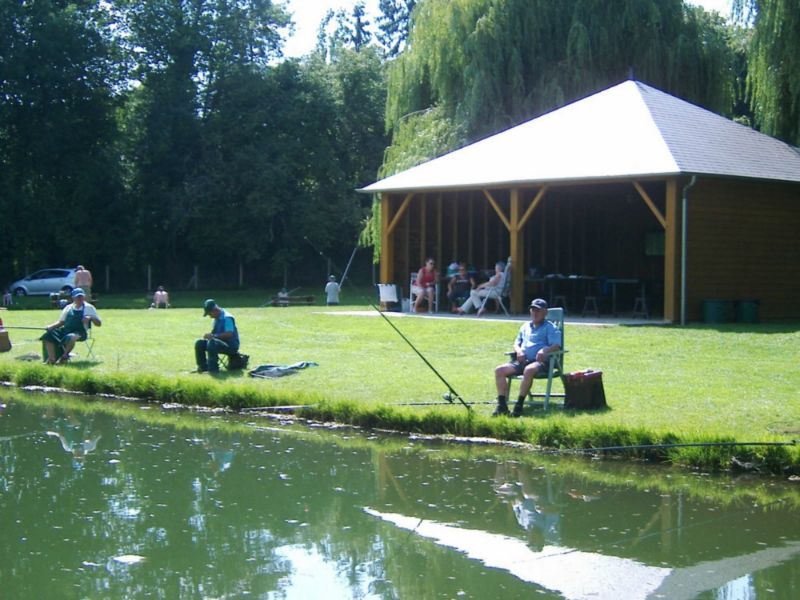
[71,288,86,298]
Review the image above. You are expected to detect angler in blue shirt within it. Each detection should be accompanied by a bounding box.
[195,299,240,373]
[493,298,562,417]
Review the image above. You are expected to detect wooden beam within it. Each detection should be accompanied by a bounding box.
[510,189,524,312]
[380,193,393,283]
[482,189,511,231]
[633,181,666,229]
[664,179,679,322]
[419,194,427,265]
[436,194,443,270]
[517,185,548,231]
[386,192,413,236]
[451,195,458,261]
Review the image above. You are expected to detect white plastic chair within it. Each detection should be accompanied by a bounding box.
[409,271,439,313]
[478,258,512,316]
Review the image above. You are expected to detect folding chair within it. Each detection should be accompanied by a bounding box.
[81,322,96,360]
[220,351,249,370]
[478,258,512,316]
[377,283,401,311]
[506,307,566,410]
[409,272,439,313]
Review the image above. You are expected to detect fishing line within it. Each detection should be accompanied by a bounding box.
[559,440,797,455]
[369,302,471,411]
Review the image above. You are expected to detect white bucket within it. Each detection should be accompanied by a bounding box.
[401,298,411,313]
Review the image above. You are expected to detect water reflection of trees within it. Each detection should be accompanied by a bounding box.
[2,394,799,599]
[1,400,397,598]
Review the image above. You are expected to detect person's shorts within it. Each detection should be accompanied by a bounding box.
[508,359,545,376]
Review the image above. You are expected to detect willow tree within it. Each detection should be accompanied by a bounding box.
[734,0,800,144]
[382,0,735,176]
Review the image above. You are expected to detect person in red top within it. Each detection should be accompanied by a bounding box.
[413,258,438,313]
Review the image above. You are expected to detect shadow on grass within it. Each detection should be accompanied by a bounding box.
[622,322,800,334]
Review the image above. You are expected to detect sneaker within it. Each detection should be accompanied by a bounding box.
[511,401,525,418]
[492,402,510,417]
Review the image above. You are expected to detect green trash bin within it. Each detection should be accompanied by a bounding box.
[735,299,759,323]
[703,299,731,323]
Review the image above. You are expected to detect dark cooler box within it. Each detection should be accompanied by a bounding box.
[563,370,606,409]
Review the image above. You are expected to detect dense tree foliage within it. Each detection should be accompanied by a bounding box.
[0,0,125,283]
[734,0,800,144]
[376,0,417,57]
[1,0,797,288]
[0,0,386,289]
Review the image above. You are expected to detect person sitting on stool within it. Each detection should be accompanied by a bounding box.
[195,299,240,374]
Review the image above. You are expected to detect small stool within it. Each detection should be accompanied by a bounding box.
[581,296,599,317]
[553,295,568,312]
[632,285,649,319]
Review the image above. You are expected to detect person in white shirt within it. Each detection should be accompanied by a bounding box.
[40,288,101,364]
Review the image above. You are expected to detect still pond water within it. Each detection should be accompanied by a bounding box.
[1,390,798,600]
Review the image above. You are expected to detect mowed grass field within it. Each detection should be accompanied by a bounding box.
[1,289,799,471]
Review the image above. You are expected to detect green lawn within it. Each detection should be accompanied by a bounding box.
[1,288,799,472]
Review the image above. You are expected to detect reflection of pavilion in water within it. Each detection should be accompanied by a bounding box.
[365,508,800,600]
[371,454,800,599]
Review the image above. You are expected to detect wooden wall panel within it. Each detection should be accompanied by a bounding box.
[686,179,800,320]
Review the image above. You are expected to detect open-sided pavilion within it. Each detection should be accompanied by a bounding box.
[360,80,800,322]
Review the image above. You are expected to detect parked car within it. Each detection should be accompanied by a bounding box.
[8,268,77,296]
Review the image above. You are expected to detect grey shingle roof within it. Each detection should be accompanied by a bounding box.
[361,80,800,193]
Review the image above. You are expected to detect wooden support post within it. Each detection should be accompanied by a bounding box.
[664,179,679,322]
[510,188,524,313]
[380,193,394,284]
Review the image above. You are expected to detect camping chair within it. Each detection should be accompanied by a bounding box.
[409,272,439,313]
[377,283,401,311]
[506,307,566,410]
[81,322,96,360]
[478,258,512,316]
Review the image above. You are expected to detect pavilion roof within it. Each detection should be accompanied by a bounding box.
[361,80,800,193]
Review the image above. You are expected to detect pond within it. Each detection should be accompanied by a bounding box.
[1,389,798,599]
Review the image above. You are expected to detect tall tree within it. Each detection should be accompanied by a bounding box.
[0,0,124,282]
[376,0,417,57]
[734,0,800,144]
[383,0,736,175]
[116,0,290,278]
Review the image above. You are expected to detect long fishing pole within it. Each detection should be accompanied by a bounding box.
[370,303,471,411]
[565,440,797,454]
[339,245,358,288]
[1,326,47,330]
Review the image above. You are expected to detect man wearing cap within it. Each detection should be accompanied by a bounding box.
[493,298,561,417]
[41,288,102,364]
[325,275,340,306]
[195,299,240,373]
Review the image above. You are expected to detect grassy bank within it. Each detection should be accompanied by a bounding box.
[1,293,799,473]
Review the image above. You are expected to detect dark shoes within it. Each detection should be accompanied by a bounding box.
[511,400,525,418]
[492,401,510,417]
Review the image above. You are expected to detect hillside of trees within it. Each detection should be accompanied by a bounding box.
[1,0,796,291]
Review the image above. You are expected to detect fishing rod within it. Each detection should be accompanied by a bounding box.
[339,245,358,288]
[1,326,47,331]
[303,235,340,273]
[564,440,798,454]
[370,303,471,412]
